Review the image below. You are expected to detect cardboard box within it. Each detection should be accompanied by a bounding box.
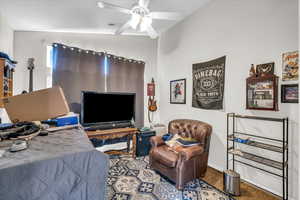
[3,86,70,123]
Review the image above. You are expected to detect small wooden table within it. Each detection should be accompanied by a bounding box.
[86,128,138,158]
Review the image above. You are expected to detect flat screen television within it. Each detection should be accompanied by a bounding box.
[81,91,135,126]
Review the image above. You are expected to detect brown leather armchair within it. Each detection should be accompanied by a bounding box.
[149,119,212,190]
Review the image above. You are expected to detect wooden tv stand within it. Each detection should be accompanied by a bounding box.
[86,127,138,158]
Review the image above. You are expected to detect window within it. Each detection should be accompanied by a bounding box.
[46,45,53,88]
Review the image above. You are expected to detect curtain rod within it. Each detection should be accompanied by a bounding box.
[53,43,145,64]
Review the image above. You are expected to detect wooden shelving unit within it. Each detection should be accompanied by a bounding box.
[0,58,16,107]
[227,113,289,200]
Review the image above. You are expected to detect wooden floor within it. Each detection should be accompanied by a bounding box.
[203,167,281,200]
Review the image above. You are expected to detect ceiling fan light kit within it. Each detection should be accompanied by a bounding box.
[97,2,105,8]
[140,17,152,32]
[129,13,141,29]
[97,0,183,39]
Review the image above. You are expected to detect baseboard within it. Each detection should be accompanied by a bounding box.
[207,163,290,199]
[208,162,224,172]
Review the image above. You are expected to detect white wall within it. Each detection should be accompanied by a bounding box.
[0,12,14,123]
[157,0,298,199]
[0,13,13,57]
[8,1,300,198]
[13,31,159,126]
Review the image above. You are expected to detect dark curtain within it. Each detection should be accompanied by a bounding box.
[107,57,145,127]
[52,44,145,127]
[52,43,105,113]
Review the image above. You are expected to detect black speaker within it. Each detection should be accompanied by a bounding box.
[136,130,156,157]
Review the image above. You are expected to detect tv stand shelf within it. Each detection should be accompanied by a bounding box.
[86,127,138,158]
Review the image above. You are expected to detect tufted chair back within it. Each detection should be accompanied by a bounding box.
[150,119,213,189]
[168,119,212,152]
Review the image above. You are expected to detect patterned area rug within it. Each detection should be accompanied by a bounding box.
[106,156,234,200]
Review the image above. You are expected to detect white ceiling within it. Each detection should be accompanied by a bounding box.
[0,0,210,36]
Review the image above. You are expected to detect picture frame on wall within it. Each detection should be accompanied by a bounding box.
[256,62,275,76]
[246,75,278,111]
[170,79,186,104]
[281,84,298,103]
[282,51,298,81]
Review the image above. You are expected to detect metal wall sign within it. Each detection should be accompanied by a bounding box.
[192,56,226,110]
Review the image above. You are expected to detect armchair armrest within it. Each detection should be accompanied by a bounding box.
[150,136,165,147]
[177,145,204,160]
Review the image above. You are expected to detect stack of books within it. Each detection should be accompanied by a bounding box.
[176,137,200,147]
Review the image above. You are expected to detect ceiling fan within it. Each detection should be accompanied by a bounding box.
[97,0,183,39]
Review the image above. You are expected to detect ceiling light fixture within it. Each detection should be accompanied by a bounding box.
[97,0,183,39]
[129,13,141,29]
[140,16,152,32]
[97,2,104,8]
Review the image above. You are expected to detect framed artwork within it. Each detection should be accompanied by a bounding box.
[282,51,298,81]
[147,83,155,96]
[170,79,186,104]
[256,62,275,76]
[246,75,278,111]
[281,84,298,103]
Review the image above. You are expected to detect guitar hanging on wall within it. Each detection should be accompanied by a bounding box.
[147,78,157,123]
[27,58,35,93]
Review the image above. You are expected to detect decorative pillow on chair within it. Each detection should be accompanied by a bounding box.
[162,133,173,141]
[165,134,181,147]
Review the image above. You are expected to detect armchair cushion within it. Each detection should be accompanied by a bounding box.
[174,145,204,160]
[151,145,178,167]
[150,136,165,147]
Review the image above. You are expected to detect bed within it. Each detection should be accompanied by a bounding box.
[0,128,109,200]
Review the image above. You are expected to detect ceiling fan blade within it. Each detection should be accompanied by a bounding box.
[139,0,151,8]
[147,25,158,39]
[150,12,183,20]
[97,1,131,15]
[115,21,132,35]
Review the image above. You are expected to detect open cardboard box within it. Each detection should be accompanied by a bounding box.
[3,86,70,123]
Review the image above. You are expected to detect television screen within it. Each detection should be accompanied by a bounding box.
[81,92,135,125]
